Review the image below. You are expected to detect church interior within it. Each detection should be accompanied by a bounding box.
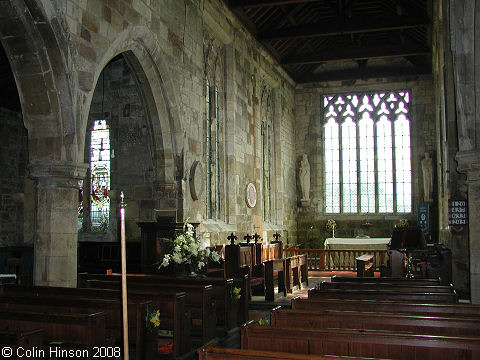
[0,0,479,359]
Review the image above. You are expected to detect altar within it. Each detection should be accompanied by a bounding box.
[324,237,391,250]
[323,237,390,270]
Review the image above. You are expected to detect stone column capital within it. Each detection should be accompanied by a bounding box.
[456,150,480,183]
[29,161,89,188]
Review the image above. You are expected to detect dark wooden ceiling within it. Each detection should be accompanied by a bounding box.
[224,0,432,83]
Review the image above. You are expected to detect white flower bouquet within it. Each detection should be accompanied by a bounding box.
[159,222,220,275]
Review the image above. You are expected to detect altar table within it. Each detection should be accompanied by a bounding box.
[324,237,390,270]
[324,237,391,250]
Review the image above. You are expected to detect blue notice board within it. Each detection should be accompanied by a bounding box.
[417,203,429,235]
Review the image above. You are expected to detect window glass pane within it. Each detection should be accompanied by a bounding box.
[359,112,375,213]
[325,118,340,213]
[341,118,357,213]
[376,116,393,213]
[90,119,110,231]
[206,82,212,218]
[323,91,411,215]
[395,114,412,212]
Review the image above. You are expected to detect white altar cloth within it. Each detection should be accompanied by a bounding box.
[323,237,390,269]
[324,237,391,250]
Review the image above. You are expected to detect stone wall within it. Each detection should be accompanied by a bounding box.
[294,76,436,247]
[0,107,28,246]
[51,0,298,247]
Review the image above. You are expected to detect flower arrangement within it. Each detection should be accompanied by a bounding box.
[395,218,409,228]
[326,219,337,237]
[145,304,161,333]
[232,287,241,301]
[158,221,221,275]
[257,315,270,326]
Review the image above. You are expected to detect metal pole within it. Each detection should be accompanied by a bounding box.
[120,192,129,359]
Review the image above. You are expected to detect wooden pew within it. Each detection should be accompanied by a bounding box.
[286,254,308,292]
[291,297,480,318]
[331,275,441,285]
[307,287,458,303]
[270,307,480,337]
[0,328,44,352]
[0,309,107,359]
[78,272,246,330]
[241,322,480,359]
[0,284,190,358]
[198,344,386,360]
[317,280,455,293]
[0,294,153,360]
[356,254,374,277]
[264,259,286,301]
[84,278,216,344]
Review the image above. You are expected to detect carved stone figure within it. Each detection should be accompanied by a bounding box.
[299,154,310,201]
[421,152,433,202]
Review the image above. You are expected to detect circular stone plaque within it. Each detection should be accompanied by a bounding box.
[189,160,204,200]
[246,182,257,208]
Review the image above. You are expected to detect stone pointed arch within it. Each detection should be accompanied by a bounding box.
[82,26,184,219]
[0,0,78,164]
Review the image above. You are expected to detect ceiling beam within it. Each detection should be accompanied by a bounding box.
[227,0,321,9]
[297,65,431,83]
[281,44,430,65]
[259,16,429,40]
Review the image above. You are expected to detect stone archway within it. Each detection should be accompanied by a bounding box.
[81,26,185,222]
[0,0,86,286]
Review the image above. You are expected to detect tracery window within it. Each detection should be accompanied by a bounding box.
[323,91,412,214]
[260,84,274,223]
[204,37,225,221]
[205,81,223,220]
[262,118,273,221]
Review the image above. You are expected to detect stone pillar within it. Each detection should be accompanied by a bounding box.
[456,150,480,303]
[29,162,88,287]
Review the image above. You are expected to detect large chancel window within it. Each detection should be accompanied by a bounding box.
[323,91,412,214]
[89,119,111,230]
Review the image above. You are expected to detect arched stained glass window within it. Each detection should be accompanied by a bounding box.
[323,90,412,214]
[89,119,110,231]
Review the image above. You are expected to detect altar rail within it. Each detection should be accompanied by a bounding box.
[283,247,388,272]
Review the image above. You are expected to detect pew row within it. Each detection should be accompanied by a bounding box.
[331,275,441,285]
[241,322,480,360]
[198,344,388,360]
[307,287,458,303]
[0,328,44,350]
[0,309,107,360]
[84,278,216,344]
[317,280,455,293]
[270,307,480,337]
[291,297,480,318]
[0,294,153,360]
[0,284,190,358]
[78,272,246,329]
